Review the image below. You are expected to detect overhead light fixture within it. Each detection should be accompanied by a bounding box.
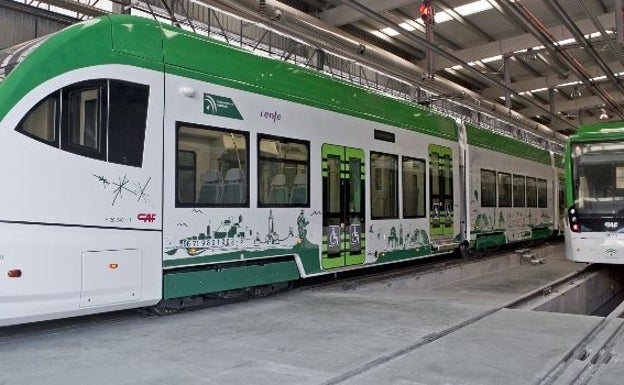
[599,108,609,121]
[570,86,582,98]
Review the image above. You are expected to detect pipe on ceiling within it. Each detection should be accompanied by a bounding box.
[547,0,624,111]
[500,0,624,119]
[195,0,568,142]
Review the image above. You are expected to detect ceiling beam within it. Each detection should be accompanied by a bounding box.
[481,60,624,99]
[520,94,624,118]
[319,0,413,26]
[436,0,494,42]
[424,11,615,70]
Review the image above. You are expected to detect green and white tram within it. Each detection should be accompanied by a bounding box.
[0,15,560,326]
[565,122,624,263]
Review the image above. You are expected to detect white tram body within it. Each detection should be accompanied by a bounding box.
[0,16,560,326]
[565,124,624,264]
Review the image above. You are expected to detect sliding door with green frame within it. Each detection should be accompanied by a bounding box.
[429,144,454,238]
[322,144,366,269]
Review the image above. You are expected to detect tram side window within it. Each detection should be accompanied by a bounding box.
[402,157,426,218]
[371,152,398,219]
[481,169,497,207]
[108,81,149,167]
[537,178,548,208]
[62,80,107,159]
[176,123,249,207]
[498,172,512,207]
[513,174,526,207]
[526,177,537,207]
[16,92,58,145]
[15,79,149,167]
[177,151,196,203]
[258,135,309,207]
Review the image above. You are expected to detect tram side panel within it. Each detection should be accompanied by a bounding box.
[161,70,326,299]
[160,64,465,300]
[466,137,555,250]
[0,65,164,326]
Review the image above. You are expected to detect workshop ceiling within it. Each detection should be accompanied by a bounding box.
[280,0,622,135]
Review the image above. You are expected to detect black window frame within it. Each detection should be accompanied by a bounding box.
[526,176,538,208]
[401,156,426,219]
[175,121,250,208]
[107,80,150,167]
[176,150,197,204]
[15,78,149,168]
[497,172,512,208]
[61,79,108,161]
[370,151,399,220]
[512,174,526,208]
[15,91,60,147]
[481,169,497,208]
[257,133,310,208]
[537,178,548,208]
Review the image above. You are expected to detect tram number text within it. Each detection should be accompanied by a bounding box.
[138,213,157,223]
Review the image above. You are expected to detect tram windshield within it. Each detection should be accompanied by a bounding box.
[572,141,624,215]
[0,35,51,84]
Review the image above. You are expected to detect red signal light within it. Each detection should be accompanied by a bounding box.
[8,269,22,278]
[419,3,433,21]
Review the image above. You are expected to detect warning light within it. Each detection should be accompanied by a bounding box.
[420,1,434,22]
[109,263,119,269]
[8,269,22,278]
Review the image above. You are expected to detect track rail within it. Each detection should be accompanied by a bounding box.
[320,263,595,385]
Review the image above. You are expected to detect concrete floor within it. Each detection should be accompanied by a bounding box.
[1,244,621,385]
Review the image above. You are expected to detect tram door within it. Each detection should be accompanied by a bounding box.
[429,144,454,239]
[322,144,366,269]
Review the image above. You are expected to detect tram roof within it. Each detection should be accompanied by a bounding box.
[0,15,457,140]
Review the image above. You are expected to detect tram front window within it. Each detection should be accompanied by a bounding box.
[572,141,624,215]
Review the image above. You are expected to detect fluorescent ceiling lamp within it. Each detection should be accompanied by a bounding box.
[481,55,502,63]
[399,22,416,31]
[455,0,493,17]
[380,27,400,36]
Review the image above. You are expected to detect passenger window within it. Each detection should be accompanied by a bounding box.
[498,172,512,207]
[371,152,398,219]
[108,80,149,167]
[481,169,496,207]
[402,157,426,218]
[176,123,249,207]
[64,84,104,152]
[526,177,537,207]
[16,92,58,144]
[537,178,548,208]
[258,135,309,207]
[177,151,197,204]
[513,175,526,207]
[16,79,150,167]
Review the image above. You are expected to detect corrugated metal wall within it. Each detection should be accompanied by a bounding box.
[0,0,75,49]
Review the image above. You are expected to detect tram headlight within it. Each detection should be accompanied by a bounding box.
[569,207,580,233]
